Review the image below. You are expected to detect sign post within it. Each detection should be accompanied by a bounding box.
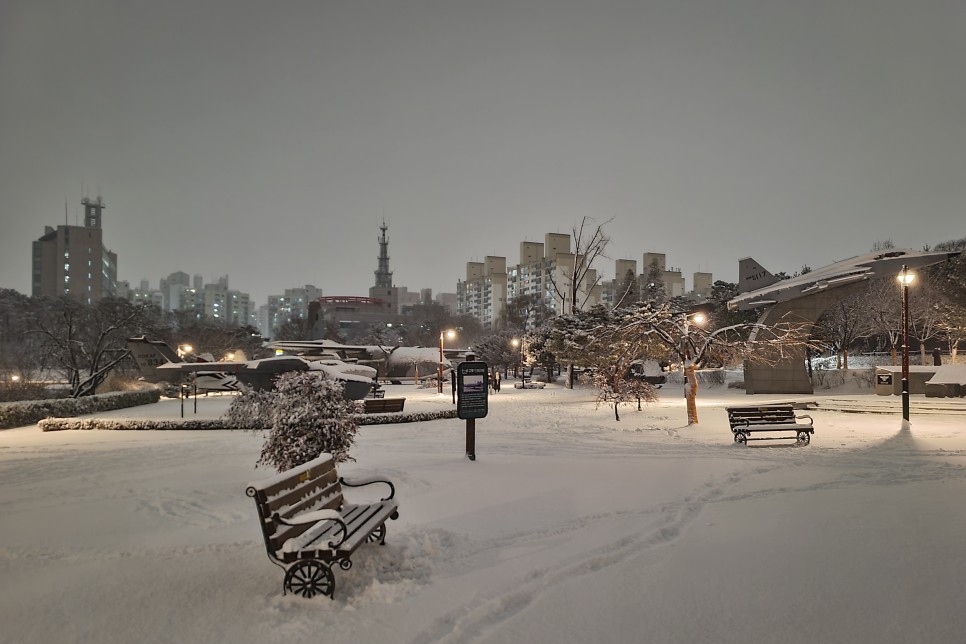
[456,358,488,461]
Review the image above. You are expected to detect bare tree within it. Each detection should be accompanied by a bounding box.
[813,292,873,369]
[32,297,158,397]
[273,315,313,341]
[546,217,611,316]
[545,216,611,388]
[863,277,902,364]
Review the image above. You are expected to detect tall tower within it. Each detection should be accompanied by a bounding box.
[369,221,399,312]
[374,221,393,289]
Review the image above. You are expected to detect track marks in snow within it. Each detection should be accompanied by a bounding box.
[408,465,778,644]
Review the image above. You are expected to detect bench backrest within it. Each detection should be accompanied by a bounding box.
[245,454,344,555]
[727,405,796,423]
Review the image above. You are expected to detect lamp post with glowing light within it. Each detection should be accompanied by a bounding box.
[682,312,707,425]
[439,329,456,394]
[897,266,915,424]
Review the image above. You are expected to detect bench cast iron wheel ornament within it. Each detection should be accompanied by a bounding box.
[366,523,387,544]
[797,431,811,446]
[735,432,748,445]
[284,560,335,598]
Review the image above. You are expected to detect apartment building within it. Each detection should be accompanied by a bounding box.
[32,196,118,303]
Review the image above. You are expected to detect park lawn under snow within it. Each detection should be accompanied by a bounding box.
[1,380,965,644]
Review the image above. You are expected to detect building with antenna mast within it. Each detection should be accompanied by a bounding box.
[32,195,118,303]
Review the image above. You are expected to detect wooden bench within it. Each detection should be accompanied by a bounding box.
[726,404,814,446]
[362,397,405,413]
[245,453,399,599]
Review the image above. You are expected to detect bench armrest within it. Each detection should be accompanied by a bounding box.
[273,511,349,549]
[795,413,813,424]
[339,476,396,501]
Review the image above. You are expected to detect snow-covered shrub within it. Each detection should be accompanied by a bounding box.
[224,371,359,471]
[222,387,276,430]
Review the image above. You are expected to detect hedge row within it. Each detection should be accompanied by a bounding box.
[1,390,162,430]
[39,418,228,432]
[37,407,458,431]
[354,409,459,425]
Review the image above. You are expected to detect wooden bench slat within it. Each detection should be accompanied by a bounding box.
[363,398,406,413]
[281,501,399,559]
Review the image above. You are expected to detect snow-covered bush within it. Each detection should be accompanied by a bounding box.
[224,371,360,471]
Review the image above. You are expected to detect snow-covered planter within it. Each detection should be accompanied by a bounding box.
[0,390,162,429]
[224,371,359,471]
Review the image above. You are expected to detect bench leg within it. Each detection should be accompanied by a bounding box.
[284,559,336,599]
[734,431,748,445]
[796,431,811,446]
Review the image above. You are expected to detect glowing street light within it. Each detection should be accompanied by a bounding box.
[897,266,916,424]
[439,329,456,394]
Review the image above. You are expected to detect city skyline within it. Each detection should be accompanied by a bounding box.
[2,1,964,305]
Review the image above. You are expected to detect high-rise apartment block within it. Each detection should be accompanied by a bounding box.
[460,235,712,329]
[458,233,602,330]
[32,196,117,303]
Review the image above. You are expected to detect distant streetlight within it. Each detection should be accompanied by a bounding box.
[897,266,916,424]
[439,329,456,394]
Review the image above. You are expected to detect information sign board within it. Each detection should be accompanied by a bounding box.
[457,361,489,420]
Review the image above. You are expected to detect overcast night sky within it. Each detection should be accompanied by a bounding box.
[2,0,964,306]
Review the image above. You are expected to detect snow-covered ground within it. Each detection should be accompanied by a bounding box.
[2,379,965,644]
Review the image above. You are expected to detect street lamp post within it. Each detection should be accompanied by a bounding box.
[439,329,456,394]
[898,266,915,424]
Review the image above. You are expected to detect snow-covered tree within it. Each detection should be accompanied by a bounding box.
[642,258,667,304]
[613,301,813,425]
[473,329,523,377]
[224,371,359,471]
[613,268,641,309]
